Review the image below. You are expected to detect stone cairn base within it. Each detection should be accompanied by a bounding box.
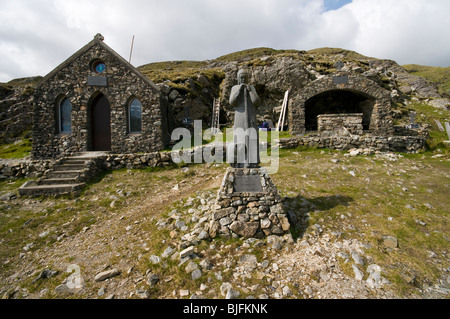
[209,167,291,239]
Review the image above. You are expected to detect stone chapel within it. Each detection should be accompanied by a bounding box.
[32,34,169,159]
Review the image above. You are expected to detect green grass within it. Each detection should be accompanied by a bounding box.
[307,47,375,61]
[405,101,450,153]
[137,60,225,94]
[1,142,449,298]
[273,147,450,296]
[216,47,297,62]
[0,137,32,159]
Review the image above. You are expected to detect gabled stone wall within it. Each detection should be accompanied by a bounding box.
[32,38,167,159]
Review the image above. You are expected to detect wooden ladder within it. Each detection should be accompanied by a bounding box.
[211,98,221,134]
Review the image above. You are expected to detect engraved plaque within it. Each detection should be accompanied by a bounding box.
[88,76,108,87]
[333,75,348,84]
[233,175,263,193]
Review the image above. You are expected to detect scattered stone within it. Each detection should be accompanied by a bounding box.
[282,286,292,297]
[238,254,258,266]
[180,290,190,297]
[39,231,50,238]
[98,287,105,297]
[180,246,194,258]
[33,269,59,283]
[267,235,284,250]
[352,264,364,281]
[161,246,175,258]
[366,264,389,289]
[199,259,213,270]
[185,261,198,273]
[192,269,202,280]
[351,252,365,266]
[220,283,233,297]
[0,192,15,201]
[94,268,120,282]
[147,273,160,286]
[383,236,398,250]
[136,289,150,299]
[226,288,241,299]
[349,149,360,156]
[415,220,426,226]
[175,220,186,229]
[149,255,162,264]
[197,229,210,241]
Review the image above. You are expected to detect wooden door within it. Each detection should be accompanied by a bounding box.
[90,94,111,151]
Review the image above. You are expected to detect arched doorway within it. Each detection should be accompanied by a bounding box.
[304,89,375,132]
[89,93,111,151]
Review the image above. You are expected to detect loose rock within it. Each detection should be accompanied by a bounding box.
[94,268,120,282]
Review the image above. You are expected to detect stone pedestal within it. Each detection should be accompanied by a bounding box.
[209,167,290,239]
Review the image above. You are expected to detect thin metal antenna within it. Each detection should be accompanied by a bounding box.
[129,35,135,64]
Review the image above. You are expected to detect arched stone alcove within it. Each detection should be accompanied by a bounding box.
[289,74,394,136]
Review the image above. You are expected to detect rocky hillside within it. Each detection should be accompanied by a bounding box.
[0,77,41,145]
[138,47,449,131]
[1,47,449,152]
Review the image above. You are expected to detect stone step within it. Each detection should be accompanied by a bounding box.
[39,177,80,185]
[47,170,83,179]
[56,164,85,171]
[63,159,87,165]
[19,182,85,196]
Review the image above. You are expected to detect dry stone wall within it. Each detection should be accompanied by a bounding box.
[279,135,426,153]
[318,113,363,136]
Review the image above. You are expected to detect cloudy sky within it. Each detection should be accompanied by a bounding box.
[0,0,449,82]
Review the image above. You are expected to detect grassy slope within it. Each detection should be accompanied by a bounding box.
[0,149,448,298]
[402,64,450,97]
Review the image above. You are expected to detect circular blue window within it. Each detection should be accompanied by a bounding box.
[95,62,106,74]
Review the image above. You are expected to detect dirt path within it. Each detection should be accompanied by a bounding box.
[1,166,222,299]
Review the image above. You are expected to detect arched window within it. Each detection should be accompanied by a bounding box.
[129,98,142,133]
[59,97,72,133]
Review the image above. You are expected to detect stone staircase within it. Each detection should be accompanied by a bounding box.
[19,153,107,196]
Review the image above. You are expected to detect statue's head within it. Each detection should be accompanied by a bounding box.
[237,69,249,84]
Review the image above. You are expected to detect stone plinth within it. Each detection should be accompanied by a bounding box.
[210,167,290,239]
[318,113,363,136]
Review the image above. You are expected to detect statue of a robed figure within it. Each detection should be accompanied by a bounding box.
[213,69,290,238]
[228,69,261,168]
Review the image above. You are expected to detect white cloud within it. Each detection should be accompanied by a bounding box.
[0,0,449,82]
[345,0,450,66]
